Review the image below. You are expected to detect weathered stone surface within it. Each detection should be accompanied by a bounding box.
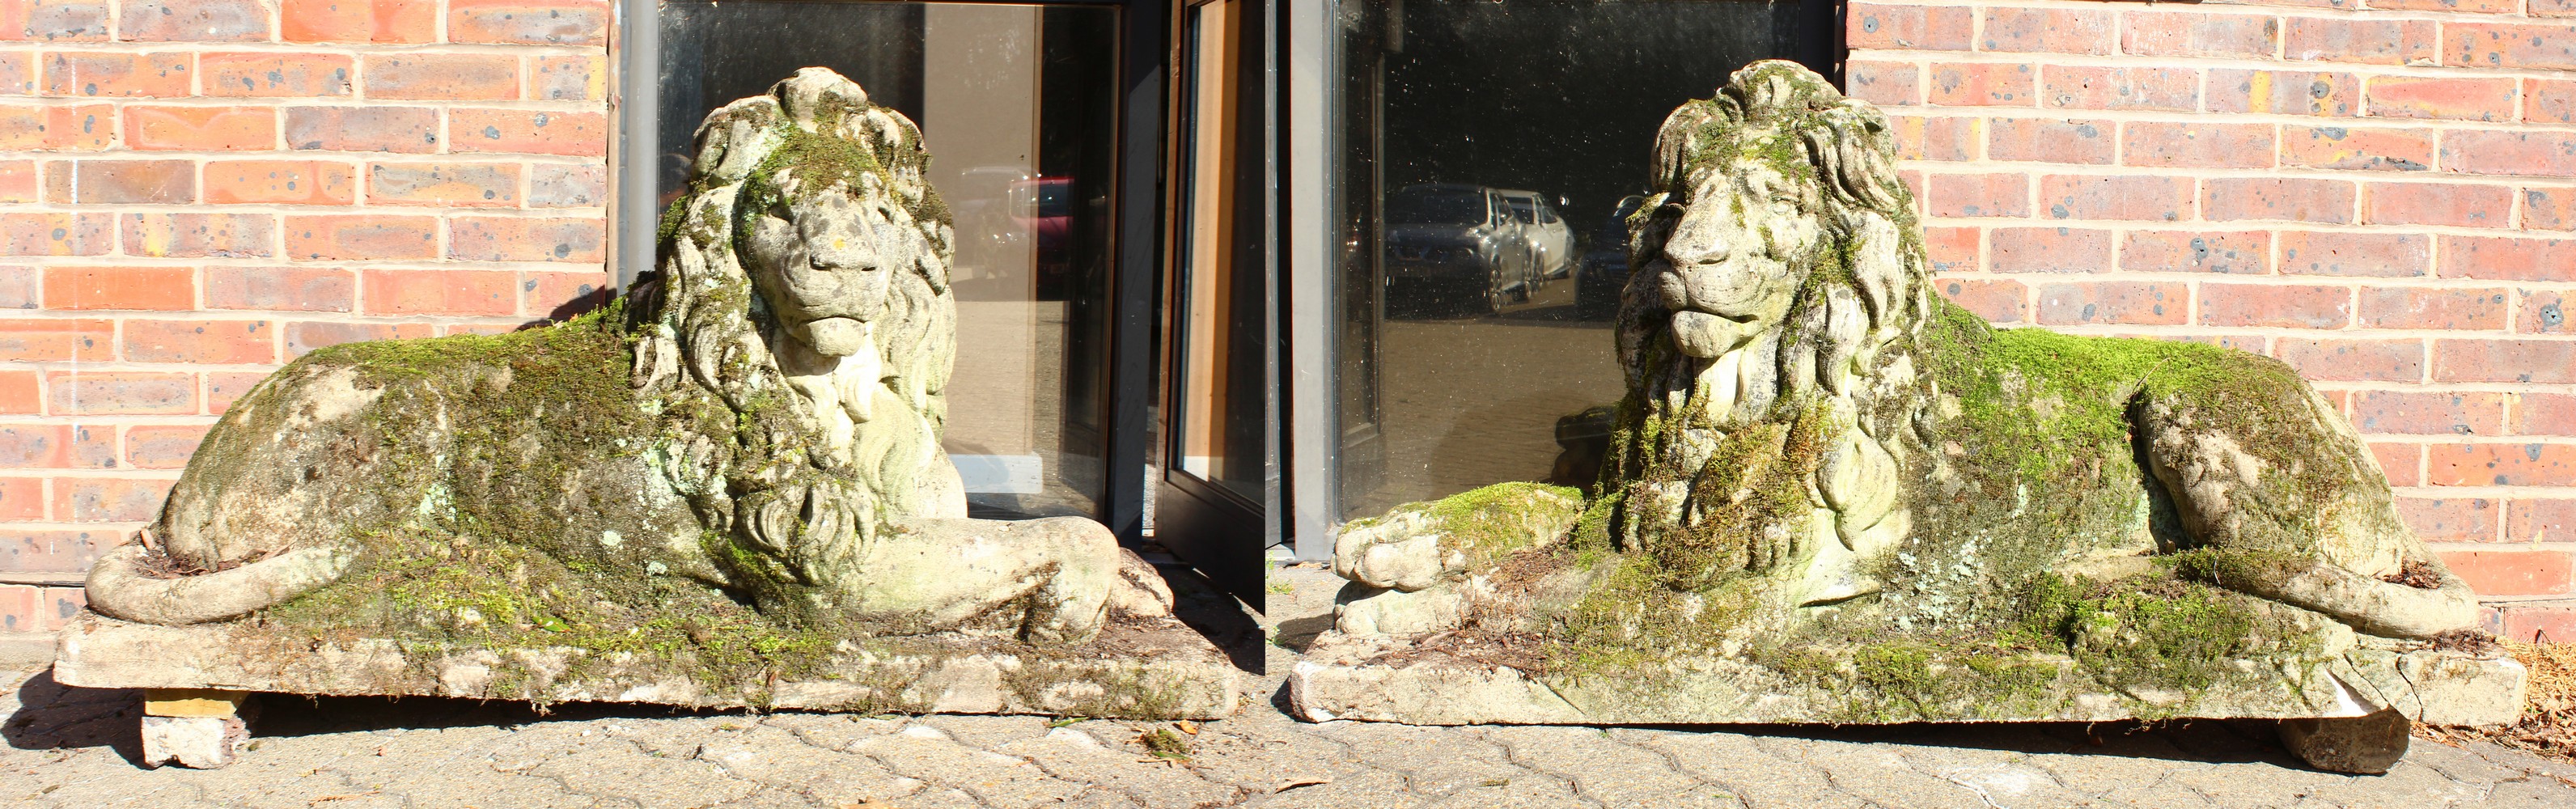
[57,612,1238,718]
[6,570,2574,808]
[61,66,1232,734]
[140,714,249,769]
[2279,707,2410,775]
[1290,633,2517,726]
[1314,61,2519,740]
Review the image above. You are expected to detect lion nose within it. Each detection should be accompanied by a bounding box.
[811,237,882,274]
[1663,216,1731,268]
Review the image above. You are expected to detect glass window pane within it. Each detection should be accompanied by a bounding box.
[1173,0,1267,505]
[1328,0,1839,520]
[658,1,1122,519]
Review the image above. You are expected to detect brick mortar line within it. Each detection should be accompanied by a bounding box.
[0,414,218,424]
[2011,324,2576,341]
[1883,268,2533,286]
[2351,435,2576,443]
[2314,380,2576,392]
[5,152,611,163]
[0,314,580,324]
[0,99,610,112]
[2369,438,2576,446]
[1875,104,2576,131]
[1845,46,2576,78]
[0,43,605,57]
[1916,214,2576,232]
[1867,0,2561,25]
[1937,273,2565,288]
[0,197,610,207]
[1904,165,2576,190]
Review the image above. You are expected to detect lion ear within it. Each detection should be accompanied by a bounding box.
[690,98,786,187]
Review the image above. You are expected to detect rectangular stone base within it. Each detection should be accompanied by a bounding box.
[57,612,1240,719]
[1286,633,2523,727]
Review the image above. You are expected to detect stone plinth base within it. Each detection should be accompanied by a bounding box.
[57,612,1240,719]
[1286,633,2522,728]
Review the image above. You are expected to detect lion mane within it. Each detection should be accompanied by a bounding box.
[1601,62,1933,596]
[1623,61,1930,404]
[629,68,966,601]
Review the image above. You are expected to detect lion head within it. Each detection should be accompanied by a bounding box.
[1602,61,1930,604]
[635,67,966,548]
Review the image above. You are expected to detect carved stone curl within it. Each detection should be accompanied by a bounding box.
[1295,63,2520,755]
[75,69,1184,664]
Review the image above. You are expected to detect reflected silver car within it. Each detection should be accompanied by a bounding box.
[1497,189,1577,281]
[1383,183,1536,313]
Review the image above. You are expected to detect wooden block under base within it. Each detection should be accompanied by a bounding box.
[144,688,248,718]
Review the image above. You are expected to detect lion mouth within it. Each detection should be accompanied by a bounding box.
[1669,309,1759,358]
[795,316,874,357]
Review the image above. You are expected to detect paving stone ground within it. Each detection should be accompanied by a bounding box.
[5,566,2574,808]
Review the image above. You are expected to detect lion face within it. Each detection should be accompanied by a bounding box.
[1650,139,1831,361]
[740,177,917,358]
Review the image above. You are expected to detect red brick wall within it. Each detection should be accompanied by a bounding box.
[0,0,609,634]
[0,0,2568,639]
[1849,0,2576,637]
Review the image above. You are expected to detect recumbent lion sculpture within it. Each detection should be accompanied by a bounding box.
[1308,62,2506,748]
[83,68,1168,647]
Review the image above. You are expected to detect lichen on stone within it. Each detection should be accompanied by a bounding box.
[1318,59,2488,723]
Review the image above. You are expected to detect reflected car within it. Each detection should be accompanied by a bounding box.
[1013,176,1074,297]
[1383,183,1535,314]
[1498,189,1578,281]
[1576,194,1646,320]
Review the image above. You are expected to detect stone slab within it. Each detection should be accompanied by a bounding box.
[1286,632,2523,727]
[57,612,1242,719]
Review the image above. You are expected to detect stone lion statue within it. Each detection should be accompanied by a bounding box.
[1333,61,2479,649]
[83,68,1166,644]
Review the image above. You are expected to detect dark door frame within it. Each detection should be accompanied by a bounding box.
[1154,0,1274,610]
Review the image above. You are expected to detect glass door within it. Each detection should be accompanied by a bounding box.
[1159,0,1270,606]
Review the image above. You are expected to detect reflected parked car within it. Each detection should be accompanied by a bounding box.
[1383,183,1536,314]
[1497,189,1578,281]
[1577,194,1646,320]
[1013,176,1074,297]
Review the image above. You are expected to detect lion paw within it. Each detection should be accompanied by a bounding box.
[1332,582,1467,637]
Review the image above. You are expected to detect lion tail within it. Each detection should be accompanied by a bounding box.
[84,543,357,625]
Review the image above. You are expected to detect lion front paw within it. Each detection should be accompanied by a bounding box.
[1332,582,1467,637]
[1332,483,1584,592]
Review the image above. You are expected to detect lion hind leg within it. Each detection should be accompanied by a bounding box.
[2137,390,2478,638]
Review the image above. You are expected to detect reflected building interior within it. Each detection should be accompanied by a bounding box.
[1329,0,1841,521]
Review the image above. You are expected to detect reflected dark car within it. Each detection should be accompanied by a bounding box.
[1576,194,1646,320]
[1383,183,1536,314]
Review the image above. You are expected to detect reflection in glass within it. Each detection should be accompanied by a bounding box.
[1328,0,1839,520]
[1173,0,1267,506]
[659,1,1121,519]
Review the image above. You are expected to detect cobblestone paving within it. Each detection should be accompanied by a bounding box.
[4,567,2574,808]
